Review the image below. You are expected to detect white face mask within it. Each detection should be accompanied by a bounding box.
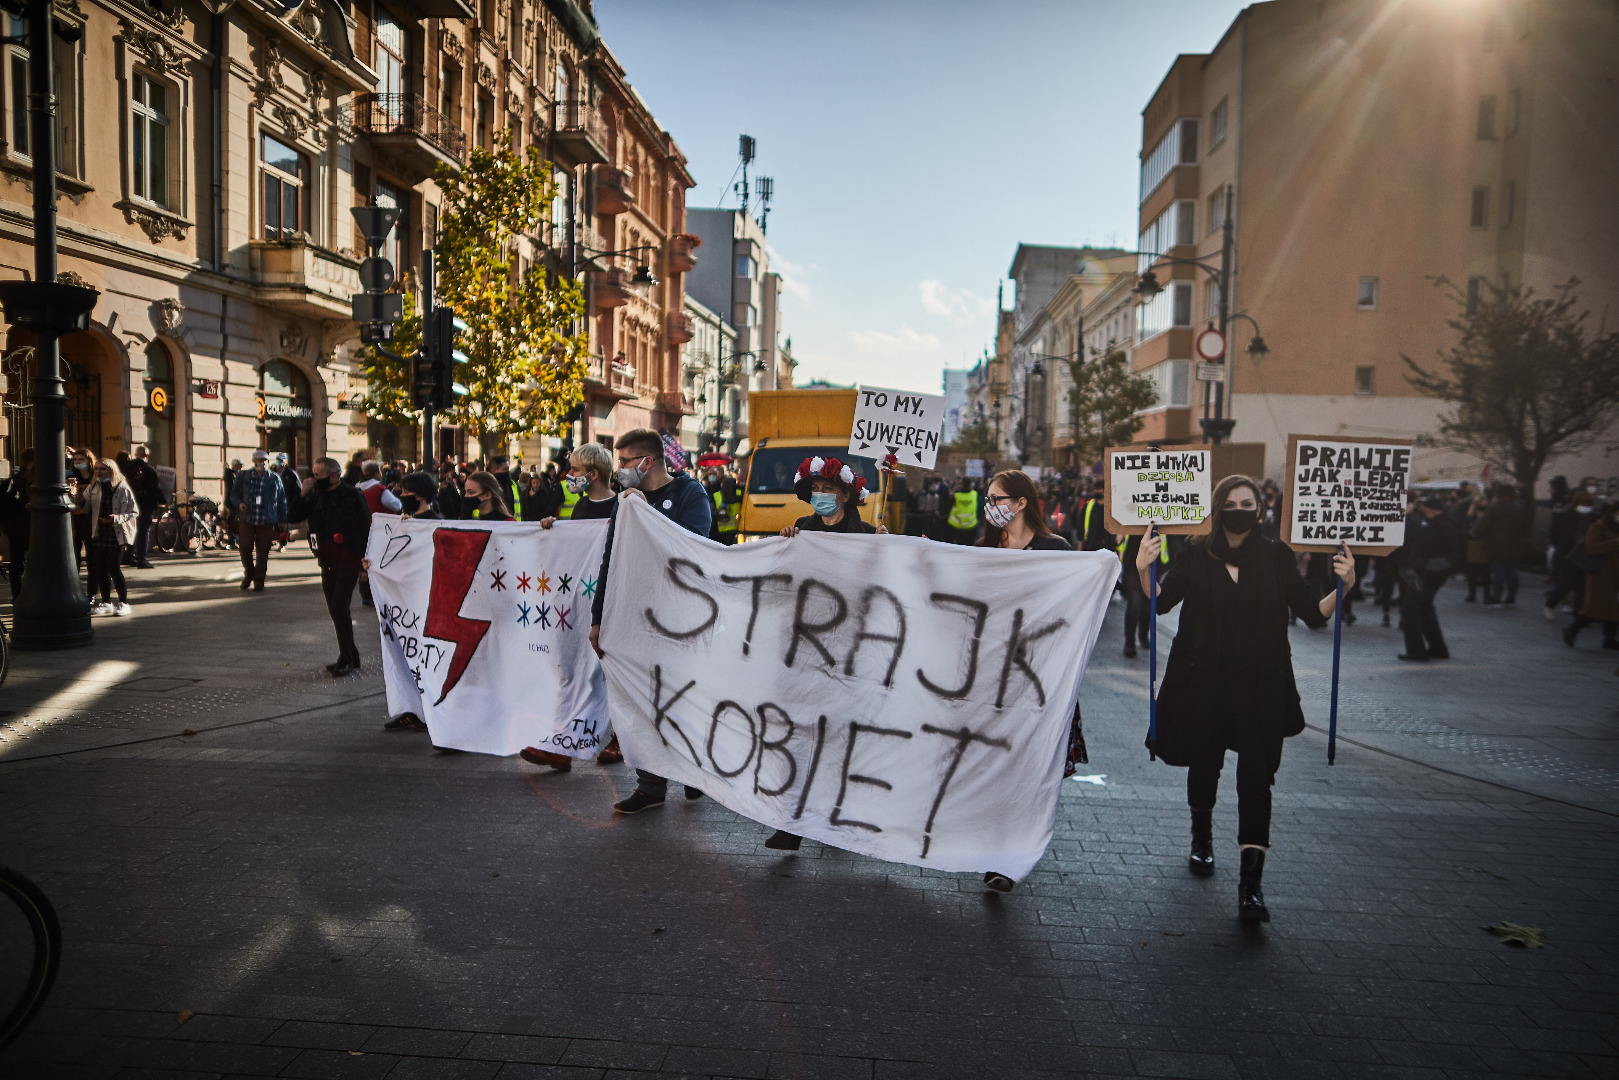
[616,456,649,490]
[985,500,1019,529]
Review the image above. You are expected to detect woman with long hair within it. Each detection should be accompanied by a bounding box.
[461,471,513,521]
[1136,474,1353,922]
[80,454,138,615]
[975,469,1089,892]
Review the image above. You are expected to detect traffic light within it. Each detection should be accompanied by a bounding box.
[411,306,437,409]
[432,308,469,410]
[349,204,402,345]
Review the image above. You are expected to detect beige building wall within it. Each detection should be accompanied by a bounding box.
[1138,0,1619,492]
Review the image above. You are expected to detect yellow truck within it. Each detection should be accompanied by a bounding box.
[738,389,904,539]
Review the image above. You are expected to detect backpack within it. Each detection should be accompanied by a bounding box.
[1567,536,1608,576]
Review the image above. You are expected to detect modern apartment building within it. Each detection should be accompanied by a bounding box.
[1135,0,1619,489]
[0,0,695,493]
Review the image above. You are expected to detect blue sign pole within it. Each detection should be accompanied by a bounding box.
[1148,555,1159,748]
[1329,575,1343,764]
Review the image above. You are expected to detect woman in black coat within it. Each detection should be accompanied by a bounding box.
[1135,474,1353,923]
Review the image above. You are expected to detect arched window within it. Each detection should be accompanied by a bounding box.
[258,358,314,467]
[142,340,176,468]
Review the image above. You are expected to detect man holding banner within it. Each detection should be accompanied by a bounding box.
[592,429,714,814]
[1137,475,1354,924]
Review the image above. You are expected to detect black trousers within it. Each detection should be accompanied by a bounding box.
[4,528,26,595]
[1121,565,1151,647]
[87,535,127,602]
[1400,572,1449,658]
[1186,735,1283,848]
[132,507,153,564]
[321,561,361,663]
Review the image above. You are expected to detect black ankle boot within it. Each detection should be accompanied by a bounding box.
[1189,810,1215,877]
[1238,847,1270,923]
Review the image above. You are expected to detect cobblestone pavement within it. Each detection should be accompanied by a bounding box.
[1,549,1616,1079]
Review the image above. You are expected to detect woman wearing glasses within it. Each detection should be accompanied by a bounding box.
[977,469,1088,893]
[1136,474,1353,922]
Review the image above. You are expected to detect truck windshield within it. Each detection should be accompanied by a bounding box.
[747,448,882,495]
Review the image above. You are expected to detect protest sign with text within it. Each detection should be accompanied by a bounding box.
[1102,446,1213,535]
[850,384,946,469]
[599,497,1119,879]
[367,516,611,756]
[1283,436,1412,555]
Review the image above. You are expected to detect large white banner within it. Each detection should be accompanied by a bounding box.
[367,516,611,756]
[599,497,1119,879]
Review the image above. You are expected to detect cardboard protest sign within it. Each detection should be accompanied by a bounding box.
[367,516,611,756]
[1283,435,1412,555]
[850,384,946,469]
[599,497,1119,879]
[1102,446,1213,535]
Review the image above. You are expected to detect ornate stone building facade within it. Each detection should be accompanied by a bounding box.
[0,0,694,494]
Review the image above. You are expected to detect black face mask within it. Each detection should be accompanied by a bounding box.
[1222,508,1258,535]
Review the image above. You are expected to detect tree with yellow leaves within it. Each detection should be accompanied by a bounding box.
[360,130,588,445]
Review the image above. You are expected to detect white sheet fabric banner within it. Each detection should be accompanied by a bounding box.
[599,497,1120,879]
[367,516,611,756]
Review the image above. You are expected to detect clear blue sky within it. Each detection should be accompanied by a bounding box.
[594,0,1250,396]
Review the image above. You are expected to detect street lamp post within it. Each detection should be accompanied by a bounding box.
[0,0,97,649]
[1132,184,1268,445]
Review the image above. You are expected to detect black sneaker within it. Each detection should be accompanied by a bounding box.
[615,790,666,814]
[684,786,705,801]
[984,872,1015,893]
[383,714,427,732]
[765,830,802,851]
[1123,644,1137,658]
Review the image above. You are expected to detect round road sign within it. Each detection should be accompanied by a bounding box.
[1195,327,1226,362]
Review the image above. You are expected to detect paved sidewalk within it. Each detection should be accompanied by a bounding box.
[1,551,1616,1079]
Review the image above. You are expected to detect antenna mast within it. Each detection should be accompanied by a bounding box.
[755,176,773,234]
[735,134,755,214]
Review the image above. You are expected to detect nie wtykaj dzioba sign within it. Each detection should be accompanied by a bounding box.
[1102,446,1214,536]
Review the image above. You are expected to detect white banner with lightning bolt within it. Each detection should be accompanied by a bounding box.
[366,516,611,756]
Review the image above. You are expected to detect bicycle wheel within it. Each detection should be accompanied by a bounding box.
[180,517,201,553]
[153,515,179,553]
[0,864,62,1051]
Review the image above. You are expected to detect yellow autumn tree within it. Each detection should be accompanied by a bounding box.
[360,130,588,443]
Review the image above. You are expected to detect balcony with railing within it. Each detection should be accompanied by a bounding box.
[347,93,466,182]
[551,98,608,166]
[668,233,700,273]
[595,165,635,216]
[249,238,361,319]
[592,266,633,311]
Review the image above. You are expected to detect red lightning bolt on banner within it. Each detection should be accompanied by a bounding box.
[424,528,493,705]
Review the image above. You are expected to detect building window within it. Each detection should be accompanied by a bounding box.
[258,358,315,467]
[260,132,307,240]
[1209,98,1228,149]
[1476,95,1496,139]
[1171,281,1192,327]
[375,179,407,272]
[1139,117,1199,202]
[1174,200,1195,246]
[6,15,79,176]
[375,9,408,117]
[1206,189,1224,235]
[1466,276,1485,316]
[440,61,460,128]
[1507,88,1521,135]
[739,302,757,327]
[1205,278,1221,321]
[1501,180,1515,227]
[1357,277,1378,310]
[1470,186,1490,229]
[476,91,492,150]
[735,254,753,279]
[1354,366,1375,396]
[131,72,171,209]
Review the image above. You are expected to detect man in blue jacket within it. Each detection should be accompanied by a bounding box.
[589,427,712,814]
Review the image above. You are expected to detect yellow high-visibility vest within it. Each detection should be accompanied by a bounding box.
[559,485,581,519]
[1118,533,1170,562]
[947,491,979,530]
[713,489,739,533]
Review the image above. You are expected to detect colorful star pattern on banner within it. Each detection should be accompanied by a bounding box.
[536,603,551,629]
[489,569,507,591]
[557,573,573,595]
[516,601,531,626]
[516,572,532,592]
[557,605,572,631]
[582,576,598,597]
[536,571,552,595]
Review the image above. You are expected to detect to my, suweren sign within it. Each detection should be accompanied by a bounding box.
[1104,448,1212,534]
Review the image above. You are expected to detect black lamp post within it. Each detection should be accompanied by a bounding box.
[1132,184,1266,445]
[0,0,97,649]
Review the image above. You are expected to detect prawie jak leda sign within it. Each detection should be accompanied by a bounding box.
[1102,446,1213,535]
[599,496,1119,879]
[1283,435,1412,555]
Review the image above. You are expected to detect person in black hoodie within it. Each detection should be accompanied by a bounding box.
[592,428,713,815]
[1136,474,1354,923]
[290,457,373,676]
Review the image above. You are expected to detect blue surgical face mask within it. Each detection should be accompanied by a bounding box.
[810,492,840,517]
